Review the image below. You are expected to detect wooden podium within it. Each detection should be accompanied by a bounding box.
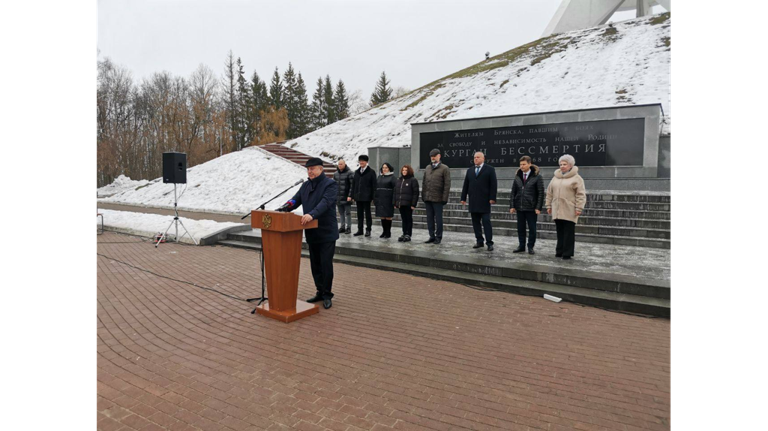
[251,210,320,323]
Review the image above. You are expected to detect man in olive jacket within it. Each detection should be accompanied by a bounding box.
[461,151,497,251]
[351,154,377,237]
[421,149,451,244]
[510,156,545,254]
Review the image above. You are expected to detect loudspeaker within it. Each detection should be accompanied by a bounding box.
[163,152,187,184]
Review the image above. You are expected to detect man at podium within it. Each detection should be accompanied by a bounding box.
[286,157,339,309]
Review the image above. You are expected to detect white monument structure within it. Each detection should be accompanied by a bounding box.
[543,0,671,36]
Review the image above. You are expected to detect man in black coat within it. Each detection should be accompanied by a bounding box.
[333,159,354,234]
[351,154,377,237]
[460,151,498,251]
[510,156,545,254]
[286,158,339,309]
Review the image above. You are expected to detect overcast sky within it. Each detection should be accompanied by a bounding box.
[97,0,645,97]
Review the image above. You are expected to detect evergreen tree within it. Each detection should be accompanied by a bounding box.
[251,71,269,115]
[235,57,252,149]
[294,72,311,137]
[324,75,336,124]
[222,50,238,154]
[370,71,393,107]
[310,77,327,130]
[282,62,299,138]
[268,67,283,109]
[333,79,350,121]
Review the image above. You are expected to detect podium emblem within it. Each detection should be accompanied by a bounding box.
[262,214,272,229]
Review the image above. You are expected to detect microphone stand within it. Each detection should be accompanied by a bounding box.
[241,179,304,220]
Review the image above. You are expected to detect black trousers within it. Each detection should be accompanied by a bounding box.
[516,211,538,249]
[308,241,335,299]
[398,206,413,236]
[356,201,372,231]
[470,212,493,245]
[555,219,576,257]
[424,201,444,239]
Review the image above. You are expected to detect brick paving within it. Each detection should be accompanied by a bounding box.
[97,231,670,431]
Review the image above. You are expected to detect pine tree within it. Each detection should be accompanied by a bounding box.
[370,71,393,107]
[222,50,238,154]
[294,72,311,137]
[251,71,268,115]
[310,77,327,130]
[268,67,283,109]
[235,57,252,149]
[282,62,299,138]
[323,75,336,125]
[334,79,350,121]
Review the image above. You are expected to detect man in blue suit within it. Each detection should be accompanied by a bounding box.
[287,158,339,309]
[460,151,498,251]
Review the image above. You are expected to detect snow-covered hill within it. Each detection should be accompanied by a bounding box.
[287,13,671,164]
[99,146,307,214]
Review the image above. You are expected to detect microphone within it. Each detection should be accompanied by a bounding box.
[276,200,296,212]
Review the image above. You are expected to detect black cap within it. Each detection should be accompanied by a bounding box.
[305,157,324,167]
[358,154,369,162]
[429,149,441,157]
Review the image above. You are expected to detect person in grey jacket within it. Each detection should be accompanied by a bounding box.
[510,156,545,254]
[421,148,451,244]
[333,159,354,234]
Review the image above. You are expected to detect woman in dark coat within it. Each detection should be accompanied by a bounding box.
[374,162,397,238]
[393,164,419,242]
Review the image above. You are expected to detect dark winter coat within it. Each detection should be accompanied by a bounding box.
[460,164,498,214]
[510,165,545,212]
[333,165,354,204]
[290,175,339,244]
[393,175,419,208]
[421,162,451,203]
[374,173,397,218]
[352,166,377,202]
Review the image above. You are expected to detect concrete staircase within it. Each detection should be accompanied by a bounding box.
[261,142,336,177]
[355,190,671,249]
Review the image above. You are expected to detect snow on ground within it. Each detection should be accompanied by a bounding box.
[286,14,671,164]
[97,209,243,244]
[99,146,307,214]
[97,175,150,198]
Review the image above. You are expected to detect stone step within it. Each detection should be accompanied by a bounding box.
[385,216,669,239]
[376,199,670,212]
[378,220,670,248]
[447,190,671,203]
[397,210,670,229]
[217,237,669,317]
[437,205,670,220]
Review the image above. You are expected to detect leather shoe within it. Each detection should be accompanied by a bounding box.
[562,256,572,260]
[306,295,323,303]
[344,227,351,234]
[353,231,363,236]
[323,298,332,309]
[473,243,484,249]
[424,237,436,244]
[528,249,535,255]
[487,245,494,251]
[364,230,371,237]
[434,238,442,244]
[513,247,525,253]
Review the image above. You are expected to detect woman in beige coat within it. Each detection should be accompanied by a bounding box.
[545,154,587,259]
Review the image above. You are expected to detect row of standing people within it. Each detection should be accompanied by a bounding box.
[333,149,587,259]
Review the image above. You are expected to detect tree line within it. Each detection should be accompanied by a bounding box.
[97,51,398,187]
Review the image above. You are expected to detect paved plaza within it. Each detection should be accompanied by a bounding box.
[97,231,670,431]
